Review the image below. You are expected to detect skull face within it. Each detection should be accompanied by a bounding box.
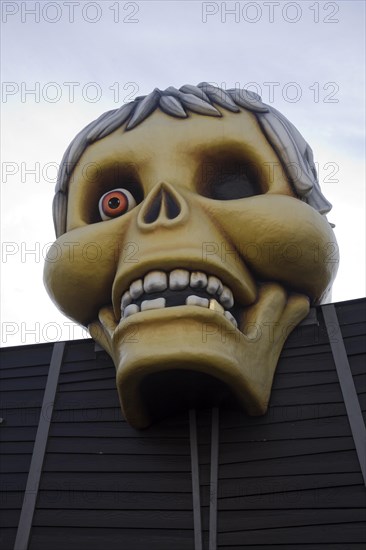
[44,107,338,428]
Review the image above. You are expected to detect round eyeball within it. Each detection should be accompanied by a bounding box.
[98,188,136,221]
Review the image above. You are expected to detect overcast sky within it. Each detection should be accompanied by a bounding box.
[1,0,365,347]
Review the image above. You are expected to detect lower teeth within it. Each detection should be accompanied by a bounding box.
[209,299,224,314]
[122,295,238,327]
[141,297,166,311]
[186,296,209,308]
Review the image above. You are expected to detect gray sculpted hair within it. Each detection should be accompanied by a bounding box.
[53,82,332,237]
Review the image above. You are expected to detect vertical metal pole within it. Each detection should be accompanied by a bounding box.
[322,305,366,485]
[189,409,203,550]
[209,407,219,550]
[14,342,65,550]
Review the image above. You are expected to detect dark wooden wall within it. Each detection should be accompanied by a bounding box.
[200,300,366,549]
[1,343,54,549]
[1,298,365,550]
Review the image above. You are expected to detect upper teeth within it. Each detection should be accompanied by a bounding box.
[207,275,223,295]
[143,271,168,293]
[119,269,237,327]
[130,279,143,299]
[170,269,190,290]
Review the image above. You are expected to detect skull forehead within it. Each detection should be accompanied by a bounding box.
[66,108,291,231]
[74,108,273,163]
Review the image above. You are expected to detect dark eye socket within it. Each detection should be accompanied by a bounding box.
[209,164,262,200]
[198,155,264,200]
[81,163,143,225]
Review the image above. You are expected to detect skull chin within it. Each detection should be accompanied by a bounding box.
[89,271,309,429]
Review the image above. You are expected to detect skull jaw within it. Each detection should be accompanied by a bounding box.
[115,310,267,429]
[90,283,309,429]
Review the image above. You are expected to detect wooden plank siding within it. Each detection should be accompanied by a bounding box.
[0,343,53,550]
[0,298,365,549]
[31,341,195,550]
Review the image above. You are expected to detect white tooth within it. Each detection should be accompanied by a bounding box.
[186,295,209,308]
[207,276,223,295]
[143,271,168,293]
[141,297,166,311]
[169,269,190,290]
[190,271,208,289]
[121,291,132,309]
[219,286,234,308]
[123,304,140,318]
[130,279,143,299]
[225,311,238,328]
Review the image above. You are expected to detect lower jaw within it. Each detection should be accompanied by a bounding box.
[90,284,310,429]
[111,306,274,429]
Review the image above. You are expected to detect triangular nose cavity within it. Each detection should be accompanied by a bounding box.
[143,189,163,223]
[164,191,180,219]
[143,187,181,223]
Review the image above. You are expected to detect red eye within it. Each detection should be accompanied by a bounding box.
[99,188,136,221]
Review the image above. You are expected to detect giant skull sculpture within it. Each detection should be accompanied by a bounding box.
[44,83,338,428]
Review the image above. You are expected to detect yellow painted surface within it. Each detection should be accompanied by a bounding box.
[44,108,338,427]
